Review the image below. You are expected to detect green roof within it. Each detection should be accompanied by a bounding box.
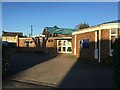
[45,26,76,35]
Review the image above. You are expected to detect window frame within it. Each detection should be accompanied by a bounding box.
[79,39,90,49]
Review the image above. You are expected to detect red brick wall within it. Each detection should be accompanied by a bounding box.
[100,29,110,59]
[73,31,95,60]
[18,37,43,48]
[72,28,120,60]
[18,38,36,47]
[17,37,45,52]
[46,38,57,56]
[19,39,26,47]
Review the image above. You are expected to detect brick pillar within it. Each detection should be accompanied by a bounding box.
[16,35,19,47]
[100,29,110,60]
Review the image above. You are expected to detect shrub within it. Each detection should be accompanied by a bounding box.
[112,38,120,87]
[100,57,113,65]
[2,45,9,77]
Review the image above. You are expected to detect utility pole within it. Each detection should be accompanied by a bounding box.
[31,25,33,37]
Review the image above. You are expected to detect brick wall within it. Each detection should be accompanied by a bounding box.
[17,37,45,52]
[100,29,110,59]
[18,38,36,47]
[73,31,95,60]
[18,37,43,48]
[46,38,57,56]
[72,29,113,60]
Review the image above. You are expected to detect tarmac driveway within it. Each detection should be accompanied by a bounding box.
[8,53,117,88]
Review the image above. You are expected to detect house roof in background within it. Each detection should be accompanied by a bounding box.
[2,31,23,36]
[45,26,76,35]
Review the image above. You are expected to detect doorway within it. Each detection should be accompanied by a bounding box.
[57,40,72,53]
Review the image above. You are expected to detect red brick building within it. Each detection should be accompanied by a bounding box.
[2,31,23,47]
[42,26,75,54]
[16,36,46,52]
[72,20,120,62]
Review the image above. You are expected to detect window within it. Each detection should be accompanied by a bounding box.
[111,36,117,43]
[80,39,89,48]
[110,29,118,49]
[111,36,117,49]
[111,28,117,34]
[48,39,53,42]
[67,47,72,52]
[58,47,61,52]
[6,37,9,41]
[63,41,66,46]
[63,47,66,52]
[67,40,71,46]
[25,41,29,43]
[25,41,29,47]
[110,29,118,56]
[58,41,62,46]
[30,41,33,44]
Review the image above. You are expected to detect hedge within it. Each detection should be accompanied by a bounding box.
[112,38,120,87]
[2,45,9,77]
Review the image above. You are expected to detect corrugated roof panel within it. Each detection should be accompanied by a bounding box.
[45,26,76,35]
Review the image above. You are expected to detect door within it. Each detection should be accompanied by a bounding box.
[57,40,72,53]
